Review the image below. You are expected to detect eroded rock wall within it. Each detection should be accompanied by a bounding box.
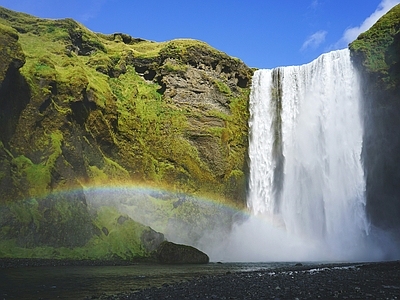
[350,4,400,234]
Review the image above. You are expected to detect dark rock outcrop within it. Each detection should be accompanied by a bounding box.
[350,4,400,235]
[156,241,209,264]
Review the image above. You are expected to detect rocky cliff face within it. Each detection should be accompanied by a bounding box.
[350,4,400,234]
[0,7,252,260]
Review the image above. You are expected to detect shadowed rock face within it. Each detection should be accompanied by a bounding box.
[350,4,400,235]
[0,24,29,146]
[156,241,209,264]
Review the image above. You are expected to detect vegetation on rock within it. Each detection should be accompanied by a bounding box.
[0,6,252,260]
[350,4,400,91]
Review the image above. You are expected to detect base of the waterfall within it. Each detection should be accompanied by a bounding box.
[108,261,400,300]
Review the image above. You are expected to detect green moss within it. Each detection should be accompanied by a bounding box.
[214,89,250,204]
[0,239,80,259]
[0,204,154,260]
[0,225,11,237]
[162,61,188,73]
[10,131,63,198]
[350,4,400,89]
[85,206,149,260]
[225,89,250,169]
[86,53,113,74]
[9,198,41,227]
[33,57,57,79]
[103,157,130,179]
[212,79,231,95]
[47,131,63,167]
[88,165,108,182]
[0,22,18,39]
[12,155,50,196]
[207,126,224,138]
[57,65,89,97]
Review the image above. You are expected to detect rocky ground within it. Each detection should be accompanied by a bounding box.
[97,261,400,300]
[1,259,400,299]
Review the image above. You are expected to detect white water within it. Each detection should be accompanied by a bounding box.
[215,49,389,262]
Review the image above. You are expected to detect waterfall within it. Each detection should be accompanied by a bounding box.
[210,49,399,262]
[241,49,375,261]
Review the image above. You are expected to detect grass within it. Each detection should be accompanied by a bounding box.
[0,22,18,39]
[349,4,400,89]
[212,79,232,95]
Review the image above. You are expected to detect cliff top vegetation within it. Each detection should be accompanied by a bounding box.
[350,4,400,90]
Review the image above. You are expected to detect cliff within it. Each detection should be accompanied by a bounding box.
[350,4,400,234]
[0,7,252,260]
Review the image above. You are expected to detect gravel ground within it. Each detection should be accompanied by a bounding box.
[97,261,400,300]
[1,259,400,299]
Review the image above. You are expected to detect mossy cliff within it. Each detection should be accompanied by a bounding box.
[0,6,252,260]
[349,4,400,233]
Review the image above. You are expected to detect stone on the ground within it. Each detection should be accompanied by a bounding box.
[156,241,209,264]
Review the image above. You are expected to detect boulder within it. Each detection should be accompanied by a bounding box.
[156,241,209,264]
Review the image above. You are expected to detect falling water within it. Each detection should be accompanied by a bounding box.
[233,49,379,261]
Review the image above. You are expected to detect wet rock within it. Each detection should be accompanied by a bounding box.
[156,241,209,264]
[117,215,129,225]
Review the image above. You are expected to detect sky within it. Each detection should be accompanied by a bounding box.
[0,0,399,69]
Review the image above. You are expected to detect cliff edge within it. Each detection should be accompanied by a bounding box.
[350,4,400,236]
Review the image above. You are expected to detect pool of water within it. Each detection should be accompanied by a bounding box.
[0,262,294,299]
